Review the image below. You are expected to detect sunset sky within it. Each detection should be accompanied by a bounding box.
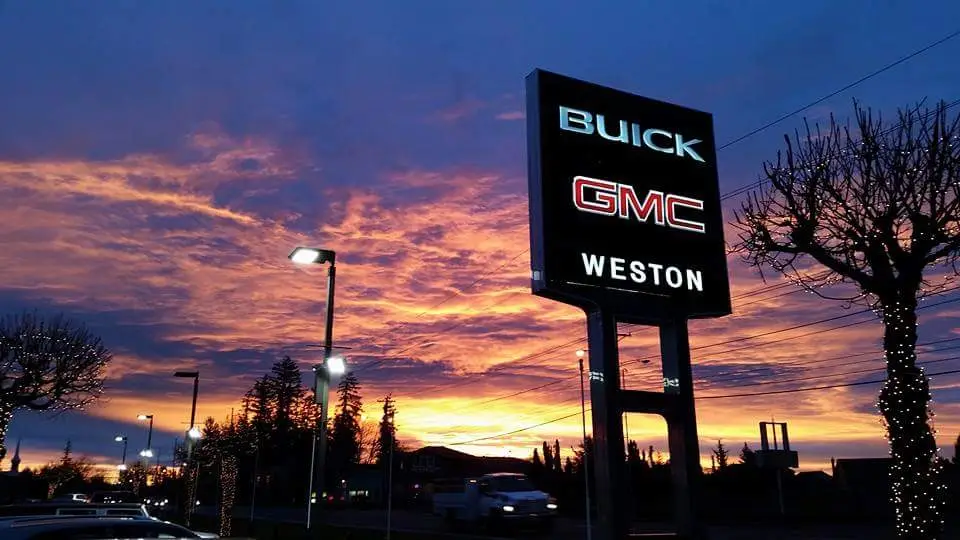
[3,1,960,476]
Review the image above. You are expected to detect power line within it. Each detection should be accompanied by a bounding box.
[352,34,960,368]
[699,367,960,400]
[715,28,960,151]
[706,354,960,391]
[450,368,960,445]
[701,336,960,384]
[427,293,959,423]
[719,97,960,201]
[629,286,960,366]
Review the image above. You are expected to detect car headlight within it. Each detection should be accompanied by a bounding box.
[547,503,558,510]
[502,505,515,512]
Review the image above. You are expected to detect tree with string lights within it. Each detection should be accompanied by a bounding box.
[0,312,111,465]
[733,100,960,539]
[193,415,255,537]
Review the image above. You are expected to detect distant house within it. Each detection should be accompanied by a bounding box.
[404,446,529,481]
[341,446,530,508]
[832,458,893,519]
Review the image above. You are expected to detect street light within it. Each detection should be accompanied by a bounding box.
[138,414,154,459]
[115,436,128,471]
[576,349,592,540]
[174,371,202,446]
[305,355,346,528]
[289,246,339,532]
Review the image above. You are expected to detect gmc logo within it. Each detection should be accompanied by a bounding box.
[572,176,706,234]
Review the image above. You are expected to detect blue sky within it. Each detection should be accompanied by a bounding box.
[1,0,960,472]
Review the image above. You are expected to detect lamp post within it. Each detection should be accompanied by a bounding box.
[386,411,395,540]
[289,246,340,531]
[115,436,128,471]
[174,371,202,449]
[138,414,154,459]
[576,349,592,540]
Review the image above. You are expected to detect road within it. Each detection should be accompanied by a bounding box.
[197,506,935,539]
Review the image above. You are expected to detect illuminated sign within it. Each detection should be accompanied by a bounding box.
[526,69,731,323]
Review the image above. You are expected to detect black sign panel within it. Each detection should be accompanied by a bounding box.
[526,69,731,323]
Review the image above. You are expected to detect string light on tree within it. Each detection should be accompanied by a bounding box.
[733,100,959,539]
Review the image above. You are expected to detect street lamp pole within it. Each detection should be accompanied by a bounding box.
[138,414,154,459]
[577,350,593,540]
[115,436,128,469]
[174,371,202,450]
[289,246,339,532]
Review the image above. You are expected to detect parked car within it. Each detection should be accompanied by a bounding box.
[0,515,208,539]
[0,502,152,519]
[51,493,89,503]
[90,491,140,504]
[432,472,557,532]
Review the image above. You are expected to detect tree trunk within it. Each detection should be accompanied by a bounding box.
[0,401,12,466]
[878,295,946,539]
[219,456,238,537]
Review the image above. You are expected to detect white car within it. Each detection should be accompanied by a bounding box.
[0,515,213,539]
[51,494,89,504]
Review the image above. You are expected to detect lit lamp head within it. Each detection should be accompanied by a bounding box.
[137,414,152,421]
[139,449,154,458]
[325,355,346,376]
[289,247,336,265]
[187,426,202,440]
[114,435,126,443]
[576,349,586,358]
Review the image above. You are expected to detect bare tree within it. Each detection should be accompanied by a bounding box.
[733,100,960,539]
[0,312,112,463]
[358,418,378,464]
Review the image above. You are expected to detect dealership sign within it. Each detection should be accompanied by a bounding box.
[525,69,731,323]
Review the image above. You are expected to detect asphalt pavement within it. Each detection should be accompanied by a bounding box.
[198,506,955,539]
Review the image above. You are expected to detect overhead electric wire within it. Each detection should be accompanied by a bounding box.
[698,367,960,400]
[629,285,960,366]
[426,292,960,423]
[706,354,960,390]
[701,336,960,384]
[715,28,960,152]
[351,34,960,371]
[719,96,960,201]
[450,368,960,445]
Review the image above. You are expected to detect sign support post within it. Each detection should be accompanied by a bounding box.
[525,68,731,540]
[585,308,629,540]
[660,318,705,539]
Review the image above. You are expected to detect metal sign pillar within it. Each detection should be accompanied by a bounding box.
[587,313,706,540]
[586,309,629,540]
[660,319,706,539]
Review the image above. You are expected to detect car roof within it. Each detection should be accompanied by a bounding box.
[0,516,196,532]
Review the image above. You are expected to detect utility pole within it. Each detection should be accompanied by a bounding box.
[377,396,396,540]
[576,352,593,540]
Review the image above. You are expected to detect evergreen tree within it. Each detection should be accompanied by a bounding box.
[712,440,729,470]
[739,443,757,467]
[626,440,644,469]
[542,441,553,472]
[573,436,594,475]
[268,356,304,435]
[564,457,574,475]
[372,394,398,466]
[244,375,274,440]
[553,439,562,473]
[532,448,542,469]
[327,372,363,485]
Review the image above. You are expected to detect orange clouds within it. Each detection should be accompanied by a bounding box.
[2,126,959,474]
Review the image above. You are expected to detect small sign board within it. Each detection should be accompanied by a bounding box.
[526,69,731,323]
